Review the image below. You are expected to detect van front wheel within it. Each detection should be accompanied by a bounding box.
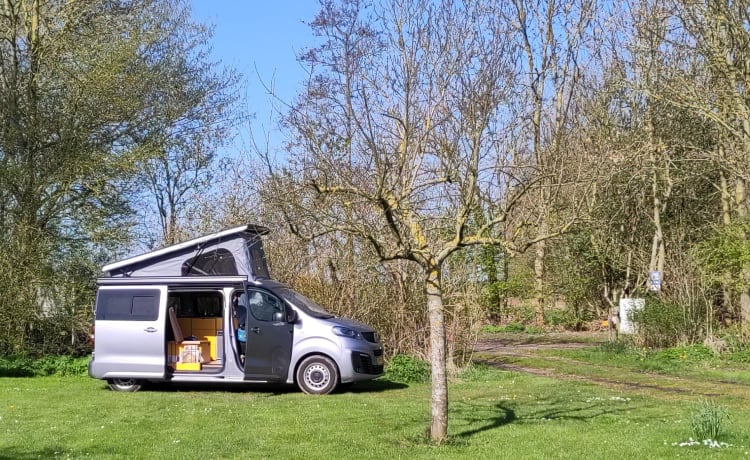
[107,378,142,392]
[296,355,338,395]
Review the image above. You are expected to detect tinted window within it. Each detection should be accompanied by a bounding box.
[96,289,159,321]
[247,240,270,278]
[169,292,222,318]
[182,248,238,276]
[243,290,284,322]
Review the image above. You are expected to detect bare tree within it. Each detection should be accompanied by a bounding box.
[508,0,597,324]
[136,5,240,248]
[262,0,589,441]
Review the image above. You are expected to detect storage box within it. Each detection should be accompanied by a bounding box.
[179,340,210,363]
[168,340,210,369]
[175,362,202,371]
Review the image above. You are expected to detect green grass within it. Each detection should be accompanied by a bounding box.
[2,368,749,458]
[531,343,750,385]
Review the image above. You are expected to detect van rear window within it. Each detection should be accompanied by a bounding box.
[96,289,160,321]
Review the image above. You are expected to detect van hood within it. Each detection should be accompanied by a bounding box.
[326,316,375,332]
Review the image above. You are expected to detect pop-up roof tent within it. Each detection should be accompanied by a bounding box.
[102,224,271,279]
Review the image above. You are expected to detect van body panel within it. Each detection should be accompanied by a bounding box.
[90,286,167,380]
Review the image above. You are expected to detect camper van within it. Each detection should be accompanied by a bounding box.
[88,225,384,394]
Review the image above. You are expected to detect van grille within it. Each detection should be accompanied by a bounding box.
[361,332,379,343]
[351,351,384,375]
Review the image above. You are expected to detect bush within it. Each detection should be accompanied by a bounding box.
[0,355,89,377]
[544,308,588,330]
[630,296,697,348]
[503,322,526,333]
[525,325,545,334]
[726,349,750,364]
[690,399,729,441]
[385,354,430,383]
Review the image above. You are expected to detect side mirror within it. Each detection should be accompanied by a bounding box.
[287,309,298,324]
[272,311,285,322]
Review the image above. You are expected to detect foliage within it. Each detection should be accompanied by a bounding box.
[691,399,729,441]
[0,0,233,355]
[544,308,590,330]
[0,356,89,377]
[693,221,750,322]
[630,296,704,348]
[656,345,715,363]
[384,354,430,383]
[482,322,525,333]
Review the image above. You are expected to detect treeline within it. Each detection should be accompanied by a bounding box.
[2,0,750,366]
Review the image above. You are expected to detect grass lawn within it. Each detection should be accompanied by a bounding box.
[2,365,749,459]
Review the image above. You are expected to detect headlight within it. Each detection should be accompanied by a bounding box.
[332,326,361,339]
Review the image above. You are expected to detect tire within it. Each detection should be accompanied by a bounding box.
[107,378,142,392]
[296,355,339,395]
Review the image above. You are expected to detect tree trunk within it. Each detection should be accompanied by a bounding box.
[736,179,750,324]
[719,168,733,320]
[425,266,448,443]
[534,234,546,325]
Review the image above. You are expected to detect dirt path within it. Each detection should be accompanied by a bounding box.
[473,333,750,401]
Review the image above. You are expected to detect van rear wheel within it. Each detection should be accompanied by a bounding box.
[296,355,338,395]
[107,378,142,392]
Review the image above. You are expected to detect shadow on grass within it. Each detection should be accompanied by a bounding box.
[0,447,65,460]
[452,401,516,439]
[0,368,34,377]
[94,377,406,395]
[452,396,633,440]
[336,378,409,393]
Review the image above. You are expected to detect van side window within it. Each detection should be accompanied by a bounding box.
[246,290,284,322]
[169,292,222,318]
[96,289,159,321]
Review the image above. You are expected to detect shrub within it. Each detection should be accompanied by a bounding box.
[544,308,587,330]
[630,296,695,348]
[726,349,750,364]
[525,325,545,334]
[503,322,526,333]
[690,399,729,441]
[385,354,430,383]
[0,355,89,377]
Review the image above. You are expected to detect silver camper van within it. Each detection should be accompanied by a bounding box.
[88,225,384,394]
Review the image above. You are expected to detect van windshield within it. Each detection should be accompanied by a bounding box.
[278,288,334,319]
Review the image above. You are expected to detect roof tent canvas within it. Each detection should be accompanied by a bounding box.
[102,224,270,279]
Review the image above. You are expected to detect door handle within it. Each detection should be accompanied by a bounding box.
[250,327,260,334]
[144,327,158,333]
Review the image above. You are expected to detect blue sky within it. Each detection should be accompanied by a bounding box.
[190,1,321,156]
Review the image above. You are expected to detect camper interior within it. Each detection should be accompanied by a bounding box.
[166,290,235,373]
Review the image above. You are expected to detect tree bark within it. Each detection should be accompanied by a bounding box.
[736,179,750,324]
[534,233,546,325]
[425,266,448,443]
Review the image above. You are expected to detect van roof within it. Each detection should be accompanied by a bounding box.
[102,224,270,276]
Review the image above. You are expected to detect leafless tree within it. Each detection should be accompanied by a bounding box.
[261,0,590,441]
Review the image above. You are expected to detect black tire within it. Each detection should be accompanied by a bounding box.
[296,355,339,395]
[107,378,142,392]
